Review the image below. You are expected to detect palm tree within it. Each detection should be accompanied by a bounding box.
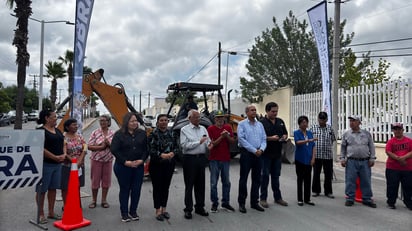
[58,50,74,96]
[7,0,32,129]
[45,61,66,110]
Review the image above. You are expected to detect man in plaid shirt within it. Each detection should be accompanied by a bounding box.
[310,112,336,199]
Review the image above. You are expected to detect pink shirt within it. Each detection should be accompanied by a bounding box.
[88,128,115,162]
[385,136,412,171]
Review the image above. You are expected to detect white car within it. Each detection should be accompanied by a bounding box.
[28,110,39,121]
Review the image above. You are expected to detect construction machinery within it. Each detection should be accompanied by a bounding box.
[166,82,244,159]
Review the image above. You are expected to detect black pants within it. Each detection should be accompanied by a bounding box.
[295,161,312,202]
[149,159,175,209]
[182,154,207,212]
[386,168,412,208]
[312,158,333,195]
[238,149,261,206]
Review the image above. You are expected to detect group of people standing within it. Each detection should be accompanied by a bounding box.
[35,101,412,224]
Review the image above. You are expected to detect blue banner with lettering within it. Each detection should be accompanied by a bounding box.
[72,0,94,132]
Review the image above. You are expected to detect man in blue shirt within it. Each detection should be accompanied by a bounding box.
[237,105,267,213]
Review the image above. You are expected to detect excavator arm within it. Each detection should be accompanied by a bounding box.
[57,69,142,132]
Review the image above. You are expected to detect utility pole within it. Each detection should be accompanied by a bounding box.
[332,0,341,161]
[139,91,142,113]
[217,42,222,109]
[148,92,151,110]
[29,74,38,91]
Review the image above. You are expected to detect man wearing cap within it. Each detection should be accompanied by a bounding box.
[341,115,377,208]
[259,102,289,208]
[207,110,236,213]
[311,112,336,199]
[385,122,412,210]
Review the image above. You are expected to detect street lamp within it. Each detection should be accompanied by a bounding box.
[28,16,74,111]
[225,51,237,98]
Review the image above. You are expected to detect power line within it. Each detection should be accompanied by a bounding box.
[352,46,412,54]
[186,53,218,82]
[346,37,412,47]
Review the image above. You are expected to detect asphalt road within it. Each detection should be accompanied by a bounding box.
[0,119,411,231]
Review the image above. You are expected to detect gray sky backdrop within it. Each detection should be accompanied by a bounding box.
[1,0,411,113]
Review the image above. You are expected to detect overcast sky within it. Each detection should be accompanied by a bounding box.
[1,0,411,113]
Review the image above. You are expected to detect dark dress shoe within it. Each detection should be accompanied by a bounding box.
[362,201,377,208]
[305,201,315,206]
[184,211,192,219]
[298,201,304,206]
[239,204,247,213]
[325,194,335,199]
[312,193,320,197]
[195,209,209,216]
[251,204,265,211]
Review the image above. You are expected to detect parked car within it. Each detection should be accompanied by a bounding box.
[0,113,11,126]
[28,110,39,121]
[7,110,28,123]
[143,115,154,127]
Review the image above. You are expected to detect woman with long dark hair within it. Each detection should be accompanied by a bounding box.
[35,109,66,224]
[111,112,148,222]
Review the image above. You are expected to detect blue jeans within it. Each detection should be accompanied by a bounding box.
[345,159,373,202]
[209,160,231,206]
[113,162,144,216]
[260,156,283,201]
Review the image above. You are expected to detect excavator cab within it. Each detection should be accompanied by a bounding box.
[166,82,243,159]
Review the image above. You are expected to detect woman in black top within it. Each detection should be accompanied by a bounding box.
[110,112,148,222]
[36,109,66,224]
[148,114,177,221]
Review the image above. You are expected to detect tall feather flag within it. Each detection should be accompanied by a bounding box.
[307,1,331,123]
[71,0,95,132]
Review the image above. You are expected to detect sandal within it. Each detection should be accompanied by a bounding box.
[39,216,48,224]
[47,214,61,220]
[101,202,110,208]
[88,202,97,209]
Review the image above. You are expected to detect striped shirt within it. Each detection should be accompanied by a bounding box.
[310,124,336,159]
[88,128,115,162]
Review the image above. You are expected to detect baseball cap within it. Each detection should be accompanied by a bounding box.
[215,110,225,117]
[348,115,361,121]
[391,122,403,129]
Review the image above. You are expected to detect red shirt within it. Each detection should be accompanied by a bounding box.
[385,136,412,171]
[207,124,233,161]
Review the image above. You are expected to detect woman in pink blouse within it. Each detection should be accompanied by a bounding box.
[87,115,115,208]
[62,118,87,206]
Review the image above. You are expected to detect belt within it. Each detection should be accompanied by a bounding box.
[185,153,205,157]
[348,157,370,161]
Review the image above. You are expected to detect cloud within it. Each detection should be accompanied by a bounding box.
[1,0,411,113]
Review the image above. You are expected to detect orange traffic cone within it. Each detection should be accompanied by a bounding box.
[355,177,362,203]
[54,158,91,230]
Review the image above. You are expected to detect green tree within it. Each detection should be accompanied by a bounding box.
[0,82,12,112]
[45,61,66,110]
[240,11,390,103]
[59,50,74,96]
[6,0,32,129]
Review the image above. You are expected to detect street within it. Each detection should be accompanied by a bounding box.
[0,119,411,231]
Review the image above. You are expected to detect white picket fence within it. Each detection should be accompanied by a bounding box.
[291,79,412,142]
